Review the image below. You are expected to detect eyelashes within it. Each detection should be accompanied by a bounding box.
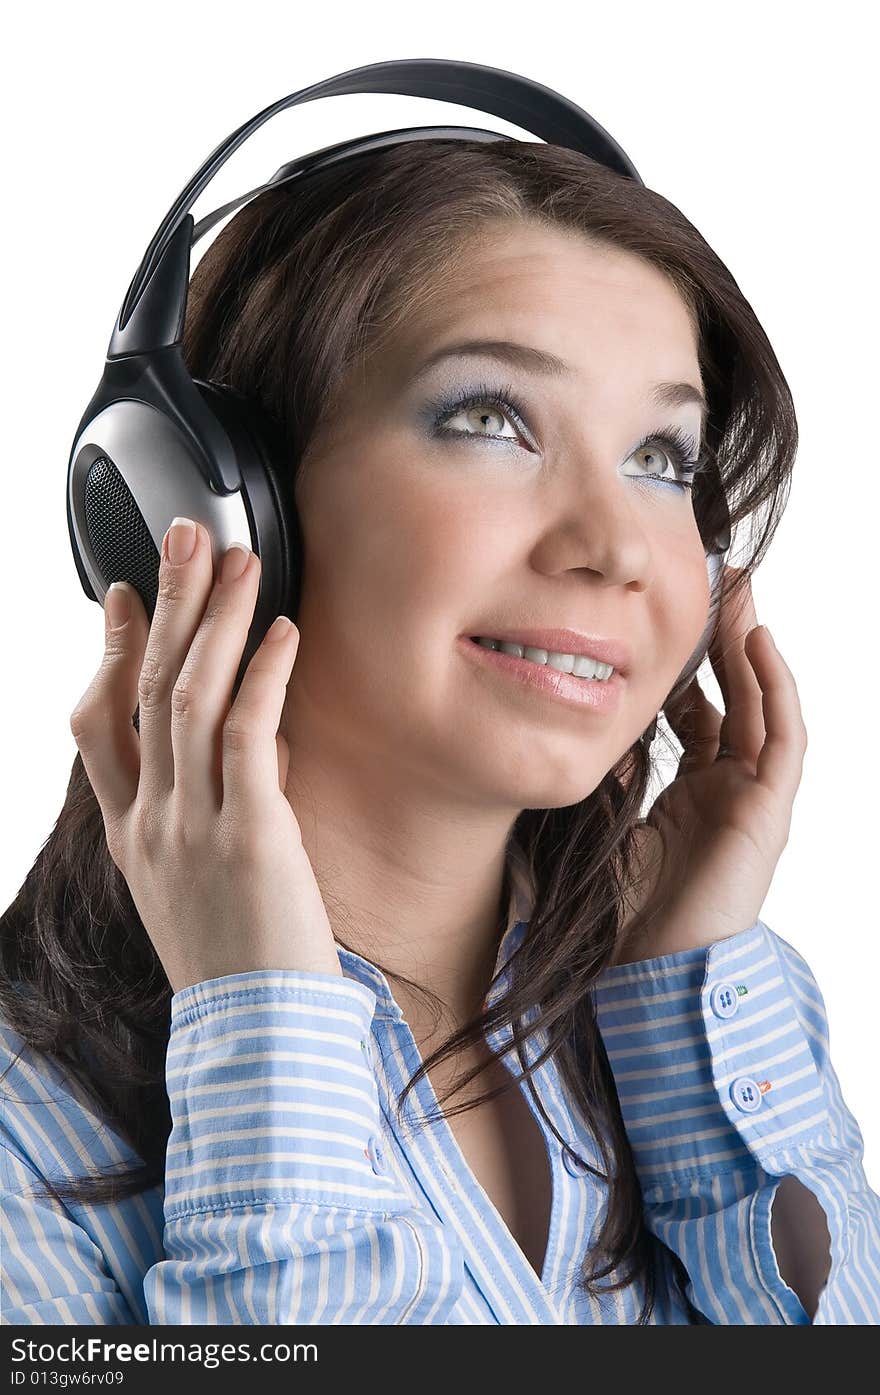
[425,380,710,492]
[627,425,706,491]
[427,380,534,446]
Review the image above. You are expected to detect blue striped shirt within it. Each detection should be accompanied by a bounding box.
[2,854,879,1324]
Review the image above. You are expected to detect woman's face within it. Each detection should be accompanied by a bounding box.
[282,221,711,814]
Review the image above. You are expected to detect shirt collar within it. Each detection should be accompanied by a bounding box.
[334,839,537,1021]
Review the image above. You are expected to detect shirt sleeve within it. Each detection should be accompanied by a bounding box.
[148,969,458,1324]
[1,971,460,1325]
[590,918,880,1325]
[1,1147,140,1324]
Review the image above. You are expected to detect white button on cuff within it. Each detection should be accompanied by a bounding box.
[710,982,740,1019]
[730,1076,763,1113]
[563,1148,589,1177]
[367,1133,387,1174]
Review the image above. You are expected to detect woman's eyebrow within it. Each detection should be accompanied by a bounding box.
[410,338,709,425]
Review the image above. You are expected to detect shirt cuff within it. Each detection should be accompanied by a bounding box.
[164,970,407,1220]
[591,920,833,1183]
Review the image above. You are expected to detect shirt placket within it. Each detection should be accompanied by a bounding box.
[377,998,568,1324]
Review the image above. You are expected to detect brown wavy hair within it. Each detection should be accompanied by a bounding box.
[0,138,796,1323]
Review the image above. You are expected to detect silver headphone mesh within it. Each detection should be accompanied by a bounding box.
[83,456,160,617]
[83,455,160,736]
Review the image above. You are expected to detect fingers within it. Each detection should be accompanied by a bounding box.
[221,616,300,819]
[69,580,149,830]
[71,512,300,850]
[707,565,765,762]
[136,518,217,801]
[168,536,264,809]
[753,627,808,805]
[665,624,807,815]
[664,676,722,769]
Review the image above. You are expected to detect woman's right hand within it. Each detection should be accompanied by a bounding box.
[69,517,343,994]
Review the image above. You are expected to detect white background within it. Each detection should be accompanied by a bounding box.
[2,1,877,1193]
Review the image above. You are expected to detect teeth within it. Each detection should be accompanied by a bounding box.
[473,637,614,680]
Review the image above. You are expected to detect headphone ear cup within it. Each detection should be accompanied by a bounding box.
[67,379,299,701]
[663,548,726,709]
[68,397,230,626]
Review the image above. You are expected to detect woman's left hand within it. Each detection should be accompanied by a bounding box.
[612,565,808,965]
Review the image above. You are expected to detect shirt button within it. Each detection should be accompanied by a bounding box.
[562,1147,589,1177]
[367,1133,387,1174]
[710,982,740,1019]
[730,1076,763,1113]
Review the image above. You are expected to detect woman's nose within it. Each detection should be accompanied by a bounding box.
[540,471,653,592]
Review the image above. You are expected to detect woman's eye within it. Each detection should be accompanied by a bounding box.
[439,400,521,443]
[627,442,681,484]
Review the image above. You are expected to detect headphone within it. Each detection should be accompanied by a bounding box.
[66,57,731,717]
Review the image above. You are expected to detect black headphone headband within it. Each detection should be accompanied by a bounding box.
[120,57,643,338]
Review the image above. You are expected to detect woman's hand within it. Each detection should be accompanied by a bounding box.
[69,517,342,994]
[612,565,808,965]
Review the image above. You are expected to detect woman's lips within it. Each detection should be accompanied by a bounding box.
[457,636,625,712]
[462,628,632,676]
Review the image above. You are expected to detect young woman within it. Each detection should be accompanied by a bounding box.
[2,138,878,1326]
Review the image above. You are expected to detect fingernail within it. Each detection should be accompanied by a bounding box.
[265,615,293,642]
[220,541,252,583]
[165,517,197,565]
[762,625,776,648]
[105,582,131,631]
